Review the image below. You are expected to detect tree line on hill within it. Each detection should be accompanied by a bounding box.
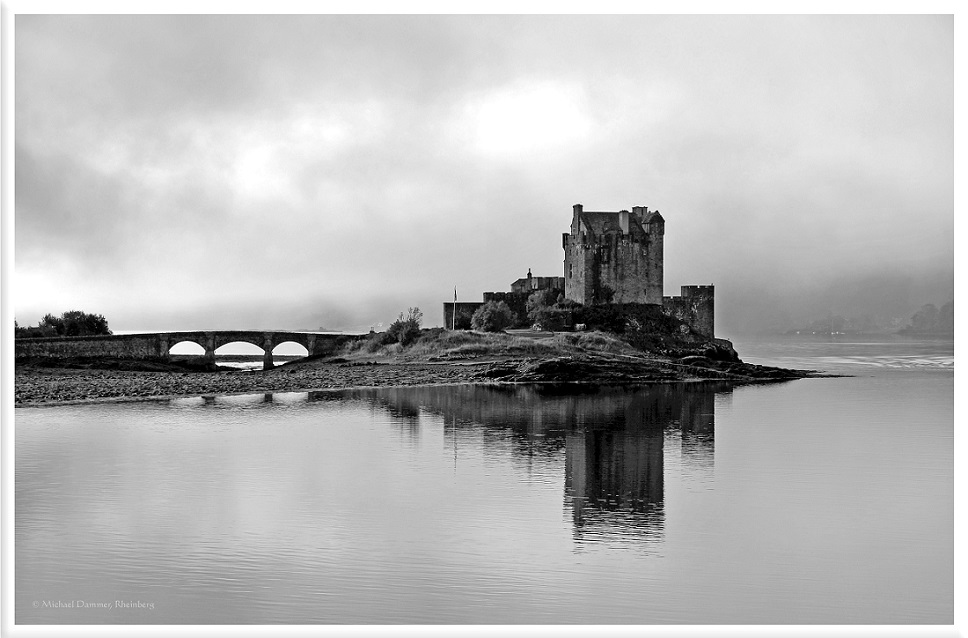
[899,301,953,335]
[15,311,112,338]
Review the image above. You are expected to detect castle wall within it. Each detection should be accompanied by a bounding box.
[599,235,663,304]
[646,234,664,303]
[564,234,595,305]
[663,285,715,338]
[565,234,663,305]
[442,302,485,329]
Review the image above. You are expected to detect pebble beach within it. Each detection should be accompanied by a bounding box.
[14,362,485,407]
[14,352,822,407]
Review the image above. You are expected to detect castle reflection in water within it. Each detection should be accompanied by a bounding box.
[298,382,729,546]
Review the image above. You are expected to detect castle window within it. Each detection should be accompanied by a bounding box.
[568,264,573,279]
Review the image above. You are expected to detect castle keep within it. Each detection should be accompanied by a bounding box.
[443,203,715,338]
[563,204,665,305]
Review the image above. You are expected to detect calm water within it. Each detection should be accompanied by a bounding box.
[15,336,953,624]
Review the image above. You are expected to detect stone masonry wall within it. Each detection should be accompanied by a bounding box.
[563,235,595,305]
[563,216,663,306]
[565,235,663,305]
[16,332,353,363]
[662,285,715,338]
[15,334,168,361]
[595,235,664,304]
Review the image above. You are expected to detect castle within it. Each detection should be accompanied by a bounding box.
[563,203,664,305]
[443,203,715,338]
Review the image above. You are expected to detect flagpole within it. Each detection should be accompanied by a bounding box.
[453,286,457,330]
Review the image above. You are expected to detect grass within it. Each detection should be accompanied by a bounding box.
[338,328,645,362]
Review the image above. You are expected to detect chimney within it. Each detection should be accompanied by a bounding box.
[573,203,583,215]
[618,210,629,234]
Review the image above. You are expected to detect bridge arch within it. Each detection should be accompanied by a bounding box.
[214,340,271,370]
[213,341,265,355]
[213,335,268,352]
[272,340,310,357]
[168,340,205,355]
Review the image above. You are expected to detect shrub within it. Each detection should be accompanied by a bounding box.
[471,301,514,332]
[386,307,423,346]
[15,323,58,338]
[524,290,577,331]
[571,304,625,333]
[453,308,474,330]
[526,290,556,324]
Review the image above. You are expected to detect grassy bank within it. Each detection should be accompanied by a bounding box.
[336,328,647,362]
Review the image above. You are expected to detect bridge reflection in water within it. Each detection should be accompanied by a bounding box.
[187,383,727,546]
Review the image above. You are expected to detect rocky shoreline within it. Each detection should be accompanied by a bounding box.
[14,353,827,407]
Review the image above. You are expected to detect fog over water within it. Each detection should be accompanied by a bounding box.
[14,14,953,334]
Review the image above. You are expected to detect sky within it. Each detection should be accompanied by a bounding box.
[13,13,954,335]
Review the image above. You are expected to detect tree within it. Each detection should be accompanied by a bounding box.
[17,310,111,337]
[61,310,111,336]
[526,289,557,325]
[905,301,953,334]
[386,307,423,346]
[40,313,65,335]
[453,308,474,330]
[471,301,514,332]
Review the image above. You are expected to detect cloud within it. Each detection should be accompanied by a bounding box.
[13,14,953,334]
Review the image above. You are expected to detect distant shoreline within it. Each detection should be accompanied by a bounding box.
[781,330,953,338]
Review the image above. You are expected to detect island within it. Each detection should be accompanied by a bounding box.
[15,203,828,406]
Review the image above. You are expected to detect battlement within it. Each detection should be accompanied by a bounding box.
[679,285,715,297]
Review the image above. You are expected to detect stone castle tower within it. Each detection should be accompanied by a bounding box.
[562,203,665,305]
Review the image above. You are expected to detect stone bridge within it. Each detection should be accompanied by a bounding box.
[14,331,361,370]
